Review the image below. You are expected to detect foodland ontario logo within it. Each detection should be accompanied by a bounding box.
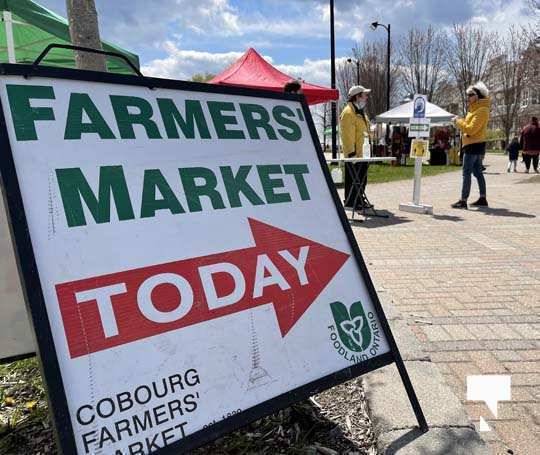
[328,300,382,362]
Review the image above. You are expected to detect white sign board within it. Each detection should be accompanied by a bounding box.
[0,69,402,454]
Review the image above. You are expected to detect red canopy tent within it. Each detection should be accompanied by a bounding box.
[209,48,339,105]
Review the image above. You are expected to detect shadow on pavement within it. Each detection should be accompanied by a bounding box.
[431,214,465,222]
[385,427,425,454]
[347,218,364,227]
[474,207,536,218]
[515,174,540,184]
[384,426,488,455]
[356,211,413,229]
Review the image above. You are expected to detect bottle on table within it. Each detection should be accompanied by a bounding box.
[362,132,371,158]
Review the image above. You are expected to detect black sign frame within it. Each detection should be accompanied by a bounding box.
[0,63,427,454]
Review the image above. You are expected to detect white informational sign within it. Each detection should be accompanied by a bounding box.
[0,197,34,361]
[0,71,395,454]
[409,139,429,158]
[408,117,431,138]
[413,94,427,118]
[401,94,433,214]
[409,94,430,138]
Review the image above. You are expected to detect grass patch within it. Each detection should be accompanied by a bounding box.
[367,162,459,184]
[328,160,460,185]
[486,149,505,155]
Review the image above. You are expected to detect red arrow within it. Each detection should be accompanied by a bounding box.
[56,218,350,358]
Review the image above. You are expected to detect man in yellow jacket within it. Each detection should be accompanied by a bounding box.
[451,81,491,209]
[340,85,371,208]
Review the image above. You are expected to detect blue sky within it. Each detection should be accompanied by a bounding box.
[39,0,534,85]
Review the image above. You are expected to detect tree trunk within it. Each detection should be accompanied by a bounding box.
[66,0,107,71]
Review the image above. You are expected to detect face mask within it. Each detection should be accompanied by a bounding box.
[354,100,366,110]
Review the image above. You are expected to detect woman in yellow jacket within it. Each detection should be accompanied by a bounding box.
[451,82,491,209]
[339,85,371,208]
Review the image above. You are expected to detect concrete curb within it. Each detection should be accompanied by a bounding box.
[363,294,491,454]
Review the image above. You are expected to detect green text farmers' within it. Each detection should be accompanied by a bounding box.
[5,85,312,228]
[6,84,303,142]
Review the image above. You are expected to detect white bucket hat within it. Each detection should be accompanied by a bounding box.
[348,85,371,99]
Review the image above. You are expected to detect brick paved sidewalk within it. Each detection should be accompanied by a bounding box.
[348,154,539,455]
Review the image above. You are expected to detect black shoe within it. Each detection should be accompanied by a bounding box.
[451,200,468,209]
[471,197,488,207]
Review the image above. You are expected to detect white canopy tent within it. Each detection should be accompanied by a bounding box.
[376,101,455,124]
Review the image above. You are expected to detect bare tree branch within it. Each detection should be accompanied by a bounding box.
[398,25,448,104]
[445,23,498,114]
[488,26,534,145]
[337,42,399,117]
[527,0,540,16]
[312,102,332,150]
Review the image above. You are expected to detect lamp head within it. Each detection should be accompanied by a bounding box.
[370,21,379,30]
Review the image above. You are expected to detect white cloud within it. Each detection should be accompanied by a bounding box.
[92,0,243,51]
[236,2,351,39]
[192,0,242,36]
[39,0,536,81]
[241,16,328,38]
[276,57,348,86]
[470,0,535,30]
[41,0,536,54]
[141,43,245,79]
[141,42,345,88]
[242,40,308,49]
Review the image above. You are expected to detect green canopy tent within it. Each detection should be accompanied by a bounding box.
[0,0,139,73]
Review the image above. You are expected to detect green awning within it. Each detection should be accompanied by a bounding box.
[0,0,139,74]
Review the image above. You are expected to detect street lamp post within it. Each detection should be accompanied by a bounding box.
[371,21,391,112]
[346,57,360,85]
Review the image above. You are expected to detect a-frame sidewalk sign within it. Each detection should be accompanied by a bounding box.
[0,60,427,454]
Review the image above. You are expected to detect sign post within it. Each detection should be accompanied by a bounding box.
[400,94,433,214]
[0,64,427,454]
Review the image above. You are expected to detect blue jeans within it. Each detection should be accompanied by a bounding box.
[461,153,486,200]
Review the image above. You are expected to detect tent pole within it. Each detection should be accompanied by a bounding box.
[3,11,16,63]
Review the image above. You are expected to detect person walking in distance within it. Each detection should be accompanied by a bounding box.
[506,137,520,172]
[451,82,491,209]
[520,116,540,173]
[339,85,372,208]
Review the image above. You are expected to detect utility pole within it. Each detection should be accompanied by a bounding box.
[371,21,391,111]
[386,24,391,111]
[330,0,337,159]
[66,0,107,71]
